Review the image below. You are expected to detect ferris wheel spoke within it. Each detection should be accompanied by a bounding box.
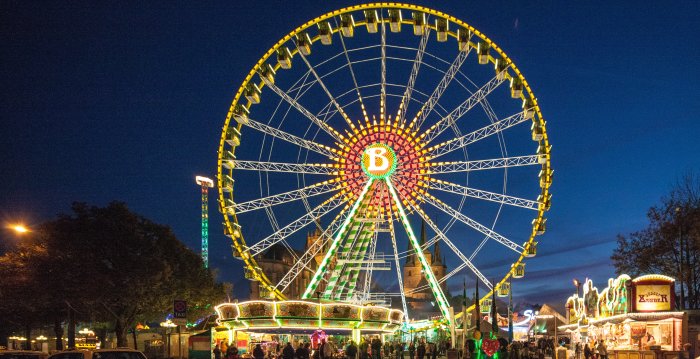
[231,180,341,214]
[246,194,345,257]
[418,191,524,253]
[469,238,489,261]
[243,117,336,158]
[275,204,352,293]
[231,160,340,175]
[425,110,529,160]
[335,17,370,123]
[260,75,344,143]
[410,44,472,130]
[424,154,544,174]
[388,213,410,320]
[386,179,452,319]
[426,178,539,210]
[297,50,355,129]
[420,72,508,145]
[407,203,493,290]
[396,25,430,124]
[380,16,387,121]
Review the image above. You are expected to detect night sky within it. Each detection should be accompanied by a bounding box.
[2,1,699,311]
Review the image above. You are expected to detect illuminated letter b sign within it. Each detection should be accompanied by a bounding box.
[361,144,396,179]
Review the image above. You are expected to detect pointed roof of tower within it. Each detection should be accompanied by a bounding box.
[406,236,415,265]
[433,240,443,264]
[419,219,426,246]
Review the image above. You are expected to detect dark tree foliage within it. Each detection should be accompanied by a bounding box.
[611,172,700,309]
[0,201,225,347]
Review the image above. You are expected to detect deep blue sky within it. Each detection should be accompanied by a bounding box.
[1,1,699,310]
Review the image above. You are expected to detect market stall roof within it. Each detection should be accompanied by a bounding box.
[215,300,404,333]
[558,311,685,330]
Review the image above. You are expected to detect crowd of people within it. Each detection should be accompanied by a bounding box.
[214,336,601,359]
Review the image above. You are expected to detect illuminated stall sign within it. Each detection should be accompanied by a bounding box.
[631,275,675,312]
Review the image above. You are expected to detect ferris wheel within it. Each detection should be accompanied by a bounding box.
[217,3,552,323]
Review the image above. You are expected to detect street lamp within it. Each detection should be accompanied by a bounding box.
[675,207,684,310]
[10,224,29,234]
[316,291,322,329]
[161,320,178,358]
[573,279,581,298]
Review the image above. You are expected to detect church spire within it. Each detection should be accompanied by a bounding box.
[419,219,426,246]
[434,239,443,264]
[406,235,415,265]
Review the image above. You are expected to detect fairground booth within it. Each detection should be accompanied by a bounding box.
[212,300,404,357]
[559,274,687,359]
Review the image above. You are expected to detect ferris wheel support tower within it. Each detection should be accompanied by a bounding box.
[196,176,215,268]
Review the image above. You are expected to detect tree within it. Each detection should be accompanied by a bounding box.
[0,201,226,347]
[611,172,700,309]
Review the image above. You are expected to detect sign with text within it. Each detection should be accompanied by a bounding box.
[635,284,671,311]
[173,300,187,325]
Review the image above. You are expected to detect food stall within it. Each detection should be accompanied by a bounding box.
[559,274,687,359]
[214,300,405,357]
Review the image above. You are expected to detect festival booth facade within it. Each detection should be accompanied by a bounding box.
[559,274,687,359]
[214,300,404,356]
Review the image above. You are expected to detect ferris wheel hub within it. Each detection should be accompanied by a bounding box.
[361,143,397,179]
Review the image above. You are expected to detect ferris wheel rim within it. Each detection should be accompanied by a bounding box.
[217,2,552,319]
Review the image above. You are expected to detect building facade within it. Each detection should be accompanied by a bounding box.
[249,227,324,300]
[402,221,448,309]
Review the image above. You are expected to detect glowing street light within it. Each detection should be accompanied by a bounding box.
[10,224,29,234]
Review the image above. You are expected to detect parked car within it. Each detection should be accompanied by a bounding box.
[49,349,146,359]
[0,350,49,359]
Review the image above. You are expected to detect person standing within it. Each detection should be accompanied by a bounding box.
[323,339,335,359]
[395,342,404,359]
[283,343,295,359]
[214,345,222,359]
[346,340,359,359]
[417,342,426,359]
[371,339,382,359]
[297,343,309,359]
[409,342,415,359]
[596,341,607,359]
[253,345,265,359]
[226,344,238,359]
[360,340,369,359]
[583,343,591,359]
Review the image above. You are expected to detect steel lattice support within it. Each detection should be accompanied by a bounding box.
[420,74,506,144]
[247,195,345,257]
[302,179,375,299]
[411,47,471,130]
[396,28,430,124]
[244,117,336,158]
[427,178,539,210]
[386,179,452,323]
[261,75,344,143]
[230,160,337,175]
[388,216,410,321]
[231,181,340,214]
[425,155,543,174]
[275,205,351,293]
[425,111,528,160]
[419,192,524,253]
[407,201,493,290]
